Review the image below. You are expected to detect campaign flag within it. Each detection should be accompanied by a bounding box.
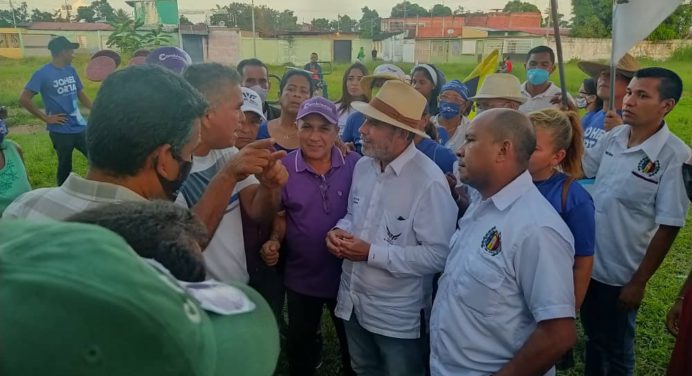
[463,49,500,98]
[612,0,684,62]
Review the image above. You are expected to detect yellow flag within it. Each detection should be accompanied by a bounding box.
[463,49,500,98]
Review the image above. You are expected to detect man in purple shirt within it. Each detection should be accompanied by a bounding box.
[260,97,359,376]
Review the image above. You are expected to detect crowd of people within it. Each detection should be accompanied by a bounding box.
[1,37,691,376]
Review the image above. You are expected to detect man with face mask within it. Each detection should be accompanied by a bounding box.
[238,58,281,121]
[518,46,573,113]
[431,80,472,153]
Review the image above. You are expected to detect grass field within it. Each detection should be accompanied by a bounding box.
[2,52,691,375]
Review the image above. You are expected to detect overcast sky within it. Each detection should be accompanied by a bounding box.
[21,0,574,23]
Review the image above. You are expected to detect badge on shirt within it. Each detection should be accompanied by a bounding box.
[637,156,661,177]
[481,226,502,256]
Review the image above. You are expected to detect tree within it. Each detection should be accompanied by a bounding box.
[390,1,429,18]
[311,18,330,31]
[113,8,131,23]
[179,14,193,25]
[209,3,299,34]
[431,4,452,17]
[570,0,692,40]
[453,6,467,16]
[359,6,381,38]
[330,14,357,33]
[277,9,298,32]
[0,1,29,27]
[76,6,96,22]
[503,0,541,13]
[31,8,56,22]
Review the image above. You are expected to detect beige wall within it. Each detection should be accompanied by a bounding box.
[206,28,241,65]
[547,37,692,61]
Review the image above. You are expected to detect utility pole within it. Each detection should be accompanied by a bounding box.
[6,0,17,28]
[251,0,256,57]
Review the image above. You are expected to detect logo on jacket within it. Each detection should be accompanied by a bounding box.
[385,226,401,244]
[637,156,660,177]
[481,226,502,256]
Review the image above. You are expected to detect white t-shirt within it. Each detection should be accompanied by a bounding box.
[176,147,259,283]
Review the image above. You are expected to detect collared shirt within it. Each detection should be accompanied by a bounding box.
[583,123,690,286]
[281,146,360,299]
[518,81,565,113]
[2,173,145,220]
[176,147,259,284]
[430,171,575,376]
[334,142,457,339]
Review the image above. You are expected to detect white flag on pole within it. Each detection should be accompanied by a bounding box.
[612,0,684,62]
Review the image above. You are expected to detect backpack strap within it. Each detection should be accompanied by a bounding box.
[561,176,575,214]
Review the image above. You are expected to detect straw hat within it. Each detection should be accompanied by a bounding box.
[360,64,407,99]
[352,80,429,139]
[468,73,527,104]
[578,53,640,78]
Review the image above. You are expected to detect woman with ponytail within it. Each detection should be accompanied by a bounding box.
[528,108,595,311]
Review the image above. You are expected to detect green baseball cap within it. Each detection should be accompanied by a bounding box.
[0,220,279,376]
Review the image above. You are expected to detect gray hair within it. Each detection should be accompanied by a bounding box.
[183,63,242,106]
[67,200,208,282]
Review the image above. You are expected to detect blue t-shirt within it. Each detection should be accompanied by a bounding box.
[582,109,623,150]
[256,121,298,153]
[534,172,595,257]
[415,138,456,175]
[25,63,86,134]
[436,126,449,145]
[341,111,365,155]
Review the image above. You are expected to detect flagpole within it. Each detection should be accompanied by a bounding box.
[549,0,568,108]
[609,0,618,111]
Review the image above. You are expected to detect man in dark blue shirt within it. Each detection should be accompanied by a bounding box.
[20,36,92,185]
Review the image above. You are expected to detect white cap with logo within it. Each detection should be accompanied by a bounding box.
[241,87,267,121]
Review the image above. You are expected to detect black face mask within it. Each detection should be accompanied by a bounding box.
[683,163,692,201]
[156,153,193,201]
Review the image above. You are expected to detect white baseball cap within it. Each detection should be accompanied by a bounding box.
[241,87,267,121]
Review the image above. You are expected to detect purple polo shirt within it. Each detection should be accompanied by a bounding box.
[281,146,360,299]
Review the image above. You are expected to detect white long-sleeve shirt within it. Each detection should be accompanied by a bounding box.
[334,142,457,339]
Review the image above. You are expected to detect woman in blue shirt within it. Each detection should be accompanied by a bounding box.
[528,108,595,311]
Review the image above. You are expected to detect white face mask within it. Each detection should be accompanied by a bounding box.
[248,85,268,104]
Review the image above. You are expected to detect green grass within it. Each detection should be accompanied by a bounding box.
[3,52,691,375]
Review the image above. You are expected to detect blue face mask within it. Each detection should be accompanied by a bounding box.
[438,101,461,119]
[527,68,550,86]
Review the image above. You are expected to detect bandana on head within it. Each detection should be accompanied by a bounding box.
[412,64,439,86]
[440,80,470,101]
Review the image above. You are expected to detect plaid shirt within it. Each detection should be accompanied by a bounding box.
[2,173,145,221]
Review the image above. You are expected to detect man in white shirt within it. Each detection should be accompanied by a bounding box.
[180,63,289,284]
[430,108,577,376]
[518,45,571,113]
[326,80,457,376]
[581,67,690,375]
